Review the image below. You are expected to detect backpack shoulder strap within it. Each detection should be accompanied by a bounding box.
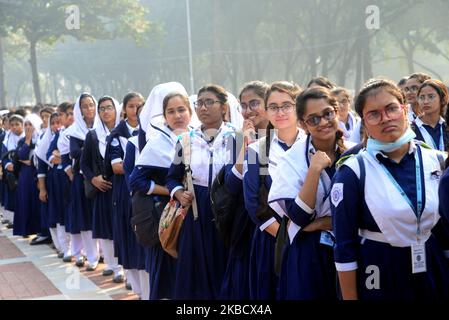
[356,153,365,196]
[258,137,269,185]
[180,132,198,220]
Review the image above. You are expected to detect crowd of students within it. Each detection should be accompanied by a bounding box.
[1,72,448,300]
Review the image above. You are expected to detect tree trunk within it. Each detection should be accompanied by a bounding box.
[362,36,373,82]
[406,50,415,74]
[354,42,363,92]
[29,40,42,104]
[0,37,6,107]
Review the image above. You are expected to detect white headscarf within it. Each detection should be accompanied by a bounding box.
[136,123,181,168]
[3,115,24,151]
[139,82,188,135]
[24,113,43,145]
[93,96,122,158]
[226,91,244,130]
[65,93,98,141]
[35,115,55,166]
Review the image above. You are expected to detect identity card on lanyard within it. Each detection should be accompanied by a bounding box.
[378,149,426,274]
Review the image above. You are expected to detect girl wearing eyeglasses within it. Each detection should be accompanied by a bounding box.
[242,81,304,300]
[80,96,125,283]
[331,87,362,143]
[166,84,239,299]
[404,73,431,123]
[268,87,352,299]
[411,79,449,152]
[219,81,270,300]
[332,78,449,300]
[129,89,192,300]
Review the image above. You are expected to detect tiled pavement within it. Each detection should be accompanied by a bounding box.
[0,224,139,300]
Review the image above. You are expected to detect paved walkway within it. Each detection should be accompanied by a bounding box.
[0,223,139,300]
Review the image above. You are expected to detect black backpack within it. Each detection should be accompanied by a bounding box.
[210,166,239,247]
[2,149,20,191]
[131,191,169,248]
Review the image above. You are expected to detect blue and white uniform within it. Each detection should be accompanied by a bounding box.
[80,97,124,278]
[412,117,448,151]
[332,141,449,299]
[268,135,353,299]
[130,123,182,300]
[243,129,303,300]
[220,132,254,300]
[105,120,143,271]
[13,114,42,237]
[339,112,360,141]
[63,93,99,263]
[166,122,237,299]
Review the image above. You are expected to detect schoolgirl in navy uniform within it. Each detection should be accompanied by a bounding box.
[412,79,449,152]
[81,96,124,282]
[269,87,353,299]
[104,92,146,296]
[404,73,431,123]
[330,87,361,143]
[63,93,98,266]
[122,83,188,299]
[32,107,56,245]
[46,102,74,259]
[220,81,269,300]
[332,78,449,300]
[35,112,61,247]
[2,114,24,227]
[166,84,238,299]
[243,81,304,300]
[130,91,192,299]
[0,115,7,224]
[13,114,43,237]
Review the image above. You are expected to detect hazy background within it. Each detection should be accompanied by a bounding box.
[1,0,448,107]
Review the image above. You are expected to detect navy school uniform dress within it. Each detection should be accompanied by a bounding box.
[80,130,113,240]
[0,129,5,207]
[13,138,41,236]
[46,130,70,227]
[243,131,302,300]
[129,124,180,300]
[166,123,237,300]
[121,136,148,271]
[332,141,449,299]
[2,132,22,212]
[36,157,50,232]
[66,136,92,234]
[268,134,350,300]
[106,120,146,270]
[437,166,449,259]
[412,117,449,152]
[219,134,254,300]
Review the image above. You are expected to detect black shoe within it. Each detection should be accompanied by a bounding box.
[1,219,9,224]
[30,236,52,246]
[126,283,132,290]
[6,223,13,229]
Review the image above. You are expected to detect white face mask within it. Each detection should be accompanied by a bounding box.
[366,127,416,153]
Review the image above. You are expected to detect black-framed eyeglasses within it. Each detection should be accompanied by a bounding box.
[98,105,115,113]
[194,99,221,109]
[266,102,295,114]
[241,99,262,111]
[304,108,337,127]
